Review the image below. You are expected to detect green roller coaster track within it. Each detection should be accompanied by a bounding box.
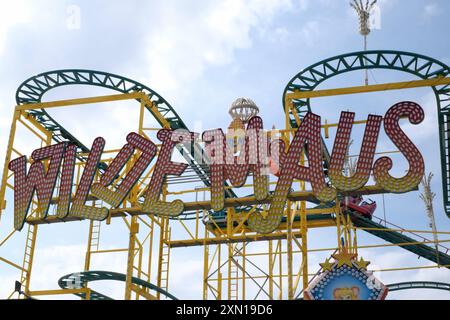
[58,271,178,300]
[58,271,450,300]
[282,50,450,218]
[350,212,450,268]
[15,69,236,199]
[387,281,450,293]
[207,210,450,269]
[13,51,450,300]
[276,50,450,281]
[297,281,450,300]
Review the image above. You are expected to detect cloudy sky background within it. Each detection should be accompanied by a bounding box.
[0,0,449,300]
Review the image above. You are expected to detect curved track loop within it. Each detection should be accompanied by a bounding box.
[16,69,183,126]
[387,281,450,293]
[297,281,450,299]
[249,51,450,232]
[16,69,215,190]
[282,50,450,217]
[58,270,178,300]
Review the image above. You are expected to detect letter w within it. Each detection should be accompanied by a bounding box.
[8,143,66,230]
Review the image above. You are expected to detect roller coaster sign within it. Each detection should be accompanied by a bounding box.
[9,101,425,233]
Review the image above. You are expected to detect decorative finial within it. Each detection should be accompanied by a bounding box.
[228,98,260,123]
[350,0,377,85]
[350,0,377,36]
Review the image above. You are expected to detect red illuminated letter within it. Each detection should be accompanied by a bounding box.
[9,143,66,230]
[249,112,335,234]
[373,101,425,192]
[56,144,77,218]
[203,116,269,211]
[69,137,108,220]
[141,129,193,216]
[329,112,382,191]
[92,133,157,207]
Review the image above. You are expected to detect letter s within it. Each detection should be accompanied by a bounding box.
[373,101,425,193]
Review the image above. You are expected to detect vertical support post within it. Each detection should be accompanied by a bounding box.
[156,216,166,299]
[286,200,293,300]
[227,243,232,300]
[21,224,38,297]
[217,244,222,300]
[203,222,208,300]
[22,122,52,297]
[352,223,358,256]
[125,216,139,300]
[0,110,20,218]
[345,214,352,252]
[147,217,154,284]
[300,200,308,296]
[84,220,94,271]
[195,210,199,239]
[336,203,342,252]
[139,100,145,135]
[364,36,369,86]
[242,243,246,300]
[85,288,91,300]
[226,207,233,238]
[156,184,169,299]
[277,240,283,300]
[268,240,274,299]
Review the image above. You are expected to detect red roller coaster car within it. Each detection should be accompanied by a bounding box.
[269,156,378,219]
[341,195,377,220]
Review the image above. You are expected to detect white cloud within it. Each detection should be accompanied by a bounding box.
[0,0,32,54]
[299,20,320,47]
[0,273,18,298]
[169,254,203,299]
[298,0,309,11]
[424,3,440,18]
[400,92,439,144]
[3,234,450,300]
[0,0,449,301]
[11,243,131,300]
[358,248,450,300]
[143,0,294,101]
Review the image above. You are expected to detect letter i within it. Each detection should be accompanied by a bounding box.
[56,144,77,218]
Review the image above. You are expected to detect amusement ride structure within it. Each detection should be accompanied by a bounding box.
[0,3,450,301]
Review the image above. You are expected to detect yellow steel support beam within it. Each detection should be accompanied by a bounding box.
[130,283,157,300]
[169,216,338,248]
[286,76,450,100]
[84,220,95,272]
[29,288,92,297]
[286,201,294,300]
[128,185,393,213]
[300,201,308,297]
[21,111,57,137]
[15,92,143,111]
[169,231,305,248]
[25,185,393,226]
[0,256,26,272]
[0,229,16,247]
[0,110,20,217]
[268,241,274,299]
[2,74,445,303]
[139,94,171,129]
[125,216,139,300]
[156,216,166,300]
[371,264,450,273]
[91,248,129,254]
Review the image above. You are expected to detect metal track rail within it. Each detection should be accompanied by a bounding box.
[282,50,450,217]
[58,270,178,300]
[16,69,237,197]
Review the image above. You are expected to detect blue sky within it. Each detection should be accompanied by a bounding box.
[0,0,449,300]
